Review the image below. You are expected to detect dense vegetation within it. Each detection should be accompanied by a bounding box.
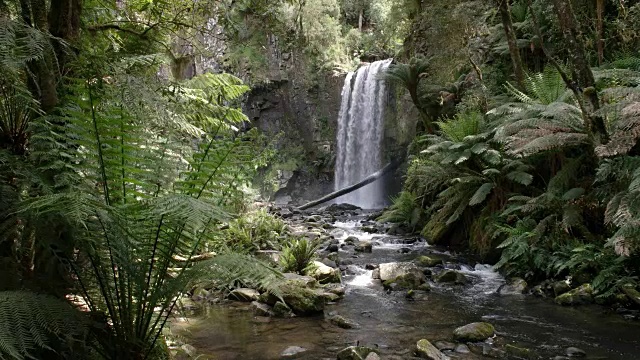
[0,0,639,358]
[381,0,640,301]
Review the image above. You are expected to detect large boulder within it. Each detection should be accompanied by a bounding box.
[336,346,378,360]
[453,322,495,342]
[264,273,326,315]
[555,284,594,306]
[415,339,449,360]
[379,262,424,282]
[309,261,342,284]
[228,288,260,302]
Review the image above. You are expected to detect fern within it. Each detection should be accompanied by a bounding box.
[0,291,88,360]
[377,191,422,229]
[280,238,320,275]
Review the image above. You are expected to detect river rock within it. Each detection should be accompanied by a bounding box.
[328,314,359,329]
[621,285,640,306]
[228,288,260,302]
[282,286,325,315]
[434,270,468,285]
[434,341,456,351]
[415,256,443,267]
[383,272,425,291]
[283,273,318,287]
[355,241,373,253]
[453,322,495,342]
[281,346,307,358]
[327,203,361,212]
[325,283,346,296]
[336,346,379,360]
[309,261,342,284]
[454,344,470,354]
[555,284,593,305]
[327,243,340,252]
[499,277,527,295]
[273,301,293,317]
[379,262,424,281]
[553,280,571,296]
[505,344,532,358]
[566,347,586,357]
[250,301,274,317]
[372,268,380,279]
[415,339,448,360]
[180,344,197,357]
[344,236,359,245]
[364,353,380,360]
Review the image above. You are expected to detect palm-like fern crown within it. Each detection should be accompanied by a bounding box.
[2,53,281,359]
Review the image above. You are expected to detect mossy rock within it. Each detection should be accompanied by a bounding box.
[415,256,443,267]
[383,272,425,291]
[336,346,379,360]
[435,270,468,285]
[505,344,534,359]
[415,339,448,360]
[273,301,293,317]
[328,314,359,329]
[281,285,325,315]
[555,284,593,306]
[453,322,495,342]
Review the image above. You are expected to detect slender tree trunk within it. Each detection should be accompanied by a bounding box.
[358,8,363,31]
[497,0,526,89]
[596,0,604,65]
[551,0,608,143]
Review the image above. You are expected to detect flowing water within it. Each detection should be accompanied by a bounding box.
[173,213,640,360]
[334,60,392,209]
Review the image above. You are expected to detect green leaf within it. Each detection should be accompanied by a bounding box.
[507,170,534,186]
[469,182,494,206]
[562,187,585,201]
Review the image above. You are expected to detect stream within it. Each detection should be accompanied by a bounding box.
[172,212,640,360]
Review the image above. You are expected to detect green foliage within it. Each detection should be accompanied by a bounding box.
[436,111,483,142]
[377,191,422,229]
[216,209,290,253]
[279,238,320,275]
[0,291,88,360]
[505,67,572,105]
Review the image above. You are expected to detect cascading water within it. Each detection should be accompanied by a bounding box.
[334,59,392,209]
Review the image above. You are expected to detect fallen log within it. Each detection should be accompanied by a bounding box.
[297,160,402,210]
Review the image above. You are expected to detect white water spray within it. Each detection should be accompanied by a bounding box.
[334,59,392,209]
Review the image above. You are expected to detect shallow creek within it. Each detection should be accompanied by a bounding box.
[172,214,640,360]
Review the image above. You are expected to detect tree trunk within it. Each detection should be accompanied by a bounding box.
[497,0,526,89]
[358,8,363,31]
[297,160,401,210]
[596,0,604,65]
[551,0,608,143]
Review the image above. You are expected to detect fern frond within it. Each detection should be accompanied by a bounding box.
[0,291,87,360]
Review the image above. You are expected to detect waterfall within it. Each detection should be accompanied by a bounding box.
[334,59,392,209]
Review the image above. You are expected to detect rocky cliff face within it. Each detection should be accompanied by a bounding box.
[192,30,418,205]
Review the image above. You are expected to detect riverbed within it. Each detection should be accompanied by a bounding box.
[172,213,640,359]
